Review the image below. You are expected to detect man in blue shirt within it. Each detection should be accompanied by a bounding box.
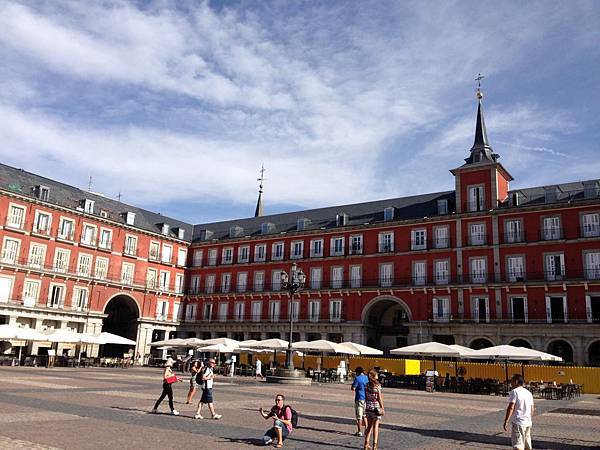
[351,366,369,437]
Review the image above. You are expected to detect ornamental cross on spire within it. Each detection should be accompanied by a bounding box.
[257,164,266,192]
[475,73,484,100]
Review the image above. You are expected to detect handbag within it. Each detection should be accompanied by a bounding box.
[165,375,178,384]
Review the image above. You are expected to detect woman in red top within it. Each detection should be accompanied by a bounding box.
[259,393,293,448]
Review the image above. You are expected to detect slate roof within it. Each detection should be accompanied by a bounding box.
[507,179,600,208]
[0,163,193,242]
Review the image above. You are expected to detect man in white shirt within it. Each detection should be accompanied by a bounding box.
[503,374,535,450]
[194,358,222,420]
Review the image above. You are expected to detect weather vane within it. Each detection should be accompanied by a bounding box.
[257,164,266,193]
[475,73,484,100]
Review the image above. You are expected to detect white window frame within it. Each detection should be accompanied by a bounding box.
[177,248,187,267]
[220,273,231,293]
[271,270,282,291]
[98,228,112,250]
[149,241,160,261]
[77,253,93,277]
[234,301,245,322]
[22,279,41,307]
[32,210,52,235]
[48,283,65,308]
[434,260,449,285]
[254,244,266,262]
[350,265,362,288]
[203,302,213,321]
[544,253,565,281]
[269,301,281,322]
[291,240,304,260]
[310,267,322,289]
[469,223,486,246]
[470,257,487,283]
[253,271,265,292]
[6,203,26,229]
[271,242,284,261]
[379,263,393,287]
[124,234,138,256]
[467,185,485,212]
[121,262,136,285]
[185,303,197,321]
[1,237,20,264]
[237,272,248,292]
[205,274,215,293]
[329,299,342,323]
[54,248,70,273]
[192,249,204,267]
[161,244,173,264]
[238,245,250,264]
[72,286,88,311]
[506,255,525,282]
[330,236,345,256]
[432,297,450,323]
[207,248,218,266]
[80,223,97,246]
[378,232,394,253]
[584,251,600,280]
[310,239,323,258]
[222,247,234,264]
[308,300,320,322]
[582,213,600,238]
[331,266,344,289]
[505,219,523,243]
[190,275,200,294]
[411,229,427,250]
[350,235,363,255]
[175,273,184,293]
[146,267,157,289]
[471,296,490,323]
[543,216,562,240]
[509,296,528,323]
[218,302,228,322]
[58,217,75,241]
[159,270,170,291]
[251,301,262,322]
[433,226,449,249]
[28,243,46,269]
[413,261,426,286]
[545,295,568,323]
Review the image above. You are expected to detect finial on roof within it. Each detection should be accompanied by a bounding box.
[254,164,265,217]
[475,73,484,101]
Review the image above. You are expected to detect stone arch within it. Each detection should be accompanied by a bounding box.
[469,337,494,350]
[102,294,140,357]
[361,295,412,352]
[587,340,600,366]
[547,339,574,364]
[361,295,413,324]
[509,338,532,349]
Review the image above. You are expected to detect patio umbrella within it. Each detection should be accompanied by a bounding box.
[150,338,189,347]
[0,325,48,363]
[337,342,383,356]
[291,339,359,354]
[94,332,136,346]
[181,337,206,347]
[197,343,238,353]
[246,338,289,350]
[520,348,563,362]
[448,344,478,379]
[390,342,461,375]
[466,345,547,385]
[43,329,101,344]
[198,337,240,348]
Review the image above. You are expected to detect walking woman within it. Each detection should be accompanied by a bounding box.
[364,369,384,450]
[186,360,203,404]
[152,357,181,415]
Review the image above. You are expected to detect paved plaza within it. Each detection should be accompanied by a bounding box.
[0,367,598,449]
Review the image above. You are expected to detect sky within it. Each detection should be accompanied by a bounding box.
[1,0,599,225]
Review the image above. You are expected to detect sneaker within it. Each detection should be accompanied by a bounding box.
[263,437,273,445]
[212,414,222,420]
[151,408,158,414]
[171,410,180,416]
[354,431,363,437]
[194,414,204,419]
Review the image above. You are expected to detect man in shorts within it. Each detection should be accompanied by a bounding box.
[503,374,534,450]
[351,366,369,437]
[195,358,222,420]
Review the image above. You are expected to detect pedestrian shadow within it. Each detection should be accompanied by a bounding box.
[217,437,265,447]
[218,436,356,449]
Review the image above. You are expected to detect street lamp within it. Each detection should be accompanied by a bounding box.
[280,262,306,370]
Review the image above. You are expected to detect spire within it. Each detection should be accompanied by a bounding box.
[254,165,265,217]
[465,74,498,164]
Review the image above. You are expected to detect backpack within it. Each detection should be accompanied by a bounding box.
[196,365,209,386]
[284,405,299,428]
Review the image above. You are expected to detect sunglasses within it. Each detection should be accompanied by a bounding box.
[275,398,284,401]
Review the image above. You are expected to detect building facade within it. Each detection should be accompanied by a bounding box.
[1,91,599,364]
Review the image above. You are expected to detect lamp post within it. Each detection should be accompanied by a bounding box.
[280,263,305,370]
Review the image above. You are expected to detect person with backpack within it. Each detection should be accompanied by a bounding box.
[194,358,222,420]
[364,369,384,450]
[259,393,295,447]
[186,360,203,404]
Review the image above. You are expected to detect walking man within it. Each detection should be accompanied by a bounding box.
[351,366,369,437]
[503,374,534,450]
[195,358,222,420]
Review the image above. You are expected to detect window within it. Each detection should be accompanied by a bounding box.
[433,227,449,249]
[205,274,215,293]
[507,256,525,282]
[77,253,92,277]
[254,244,266,262]
[543,217,561,240]
[161,244,173,264]
[467,186,485,211]
[190,275,200,294]
[207,248,218,265]
[470,258,487,283]
[172,302,181,321]
[73,287,88,311]
[272,242,284,261]
[469,223,486,245]
[330,237,344,256]
[203,303,213,321]
[33,211,51,235]
[238,246,250,263]
[582,213,600,238]
[510,297,528,323]
[185,303,197,321]
[310,267,322,289]
[411,229,427,250]
[437,199,448,215]
[48,284,64,308]
[54,248,70,273]
[251,301,262,322]
[192,249,203,267]
[330,300,342,322]
[156,300,169,321]
[379,263,393,287]
[290,300,299,321]
[253,271,265,292]
[434,260,449,285]
[0,276,11,303]
[28,244,46,268]
[146,268,157,289]
[350,265,362,288]
[218,303,228,322]
[124,235,137,256]
[124,211,136,225]
[378,232,394,252]
[297,218,309,231]
[546,295,567,323]
[58,218,75,240]
[22,280,40,307]
[159,271,170,290]
[99,229,112,249]
[413,261,426,285]
[350,235,363,255]
[309,300,320,322]
[271,270,282,290]
[336,213,348,227]
[161,223,170,236]
[177,248,187,266]
[545,253,565,281]
[36,185,50,201]
[433,297,449,322]
[505,219,523,243]
[149,241,160,261]
[83,199,95,214]
[1,238,20,264]
[261,222,275,234]
[384,207,394,221]
[222,247,233,264]
[81,224,97,246]
[175,274,184,293]
[291,241,304,259]
[234,302,245,322]
[269,301,280,322]
[310,239,323,258]
[220,273,231,293]
[584,252,600,280]
[471,297,489,323]
[331,266,343,288]
[237,272,248,292]
[7,204,26,229]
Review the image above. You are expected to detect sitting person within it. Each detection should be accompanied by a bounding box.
[259,394,293,447]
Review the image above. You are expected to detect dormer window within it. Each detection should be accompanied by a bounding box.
[384,207,394,221]
[100,209,109,218]
[261,222,275,234]
[35,185,50,201]
[336,213,348,227]
[198,229,213,241]
[544,186,557,203]
[510,192,521,207]
[161,223,170,236]
[437,200,448,215]
[82,199,95,214]
[297,218,310,231]
[229,226,243,238]
[123,211,135,225]
[177,228,185,240]
[583,181,599,199]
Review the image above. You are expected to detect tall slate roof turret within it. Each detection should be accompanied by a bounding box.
[464,75,500,165]
[254,165,265,217]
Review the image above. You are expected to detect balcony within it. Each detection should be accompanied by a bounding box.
[504,232,524,244]
[430,312,591,324]
[581,225,600,239]
[541,227,563,241]
[468,233,487,246]
[464,200,487,212]
[57,230,75,242]
[31,226,51,237]
[5,215,24,230]
[98,240,112,251]
[123,248,137,258]
[189,313,348,324]
[348,246,363,255]
[378,243,394,253]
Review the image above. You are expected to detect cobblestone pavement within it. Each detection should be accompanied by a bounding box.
[0,367,598,449]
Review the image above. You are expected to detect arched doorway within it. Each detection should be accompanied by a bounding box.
[102,295,139,357]
[509,339,532,348]
[470,338,493,350]
[588,341,600,366]
[547,340,574,363]
[362,296,411,353]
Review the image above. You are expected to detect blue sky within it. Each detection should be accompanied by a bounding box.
[1,0,599,224]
